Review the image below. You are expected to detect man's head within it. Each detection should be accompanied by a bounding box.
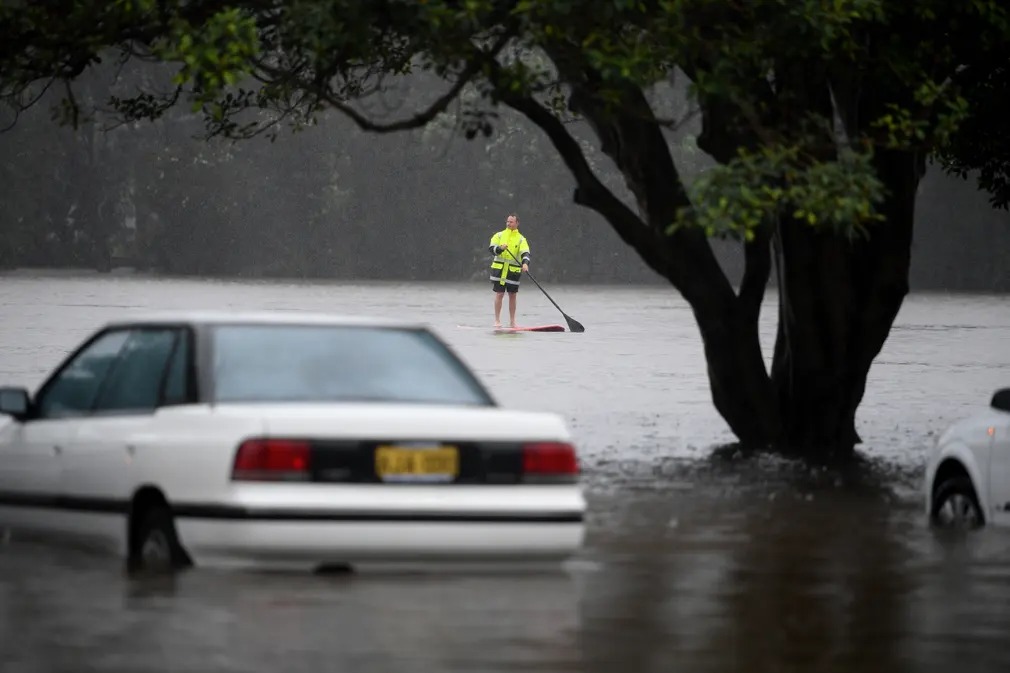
[506,213,519,230]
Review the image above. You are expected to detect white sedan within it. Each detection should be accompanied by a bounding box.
[925,387,1010,528]
[0,311,585,573]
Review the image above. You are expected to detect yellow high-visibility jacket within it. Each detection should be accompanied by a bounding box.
[488,228,530,287]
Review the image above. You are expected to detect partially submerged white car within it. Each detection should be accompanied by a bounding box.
[925,387,1010,528]
[0,312,585,573]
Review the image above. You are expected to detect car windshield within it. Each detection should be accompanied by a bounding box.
[210,324,494,406]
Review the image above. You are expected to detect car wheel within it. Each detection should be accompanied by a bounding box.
[931,476,984,529]
[133,507,188,574]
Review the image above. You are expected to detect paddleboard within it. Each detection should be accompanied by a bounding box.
[493,324,566,333]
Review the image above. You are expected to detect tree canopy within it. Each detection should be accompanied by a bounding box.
[4,1,1005,223]
[3,0,1009,459]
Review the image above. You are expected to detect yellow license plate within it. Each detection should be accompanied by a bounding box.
[375,445,459,482]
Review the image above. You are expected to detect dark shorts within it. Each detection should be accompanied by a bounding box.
[492,281,518,294]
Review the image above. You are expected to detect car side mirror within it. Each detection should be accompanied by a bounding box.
[991,388,1010,413]
[0,387,31,420]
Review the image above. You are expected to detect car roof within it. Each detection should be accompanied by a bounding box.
[100,310,428,330]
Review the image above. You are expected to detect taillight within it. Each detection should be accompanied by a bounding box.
[232,439,312,481]
[521,442,579,482]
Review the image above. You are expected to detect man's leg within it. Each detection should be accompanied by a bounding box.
[493,286,504,327]
[508,290,517,327]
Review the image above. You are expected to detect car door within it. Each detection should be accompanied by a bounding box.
[59,326,190,553]
[0,329,130,536]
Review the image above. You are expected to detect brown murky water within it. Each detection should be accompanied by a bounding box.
[2,273,1010,673]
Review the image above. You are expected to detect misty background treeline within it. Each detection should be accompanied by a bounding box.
[2,66,1009,290]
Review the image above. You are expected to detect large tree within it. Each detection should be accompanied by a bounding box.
[2,0,1008,460]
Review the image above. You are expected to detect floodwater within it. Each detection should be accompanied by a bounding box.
[2,273,1010,673]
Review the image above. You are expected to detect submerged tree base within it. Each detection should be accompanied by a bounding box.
[709,443,893,483]
[711,440,859,467]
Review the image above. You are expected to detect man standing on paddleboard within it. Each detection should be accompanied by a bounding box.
[488,213,530,328]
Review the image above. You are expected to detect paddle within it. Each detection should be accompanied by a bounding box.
[502,248,585,333]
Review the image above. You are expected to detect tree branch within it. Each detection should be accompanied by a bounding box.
[315,72,467,133]
[0,76,57,133]
[502,93,651,244]
[739,223,772,323]
[566,79,690,224]
[0,104,20,133]
[555,68,737,310]
[502,89,736,319]
[256,32,512,135]
[677,56,777,163]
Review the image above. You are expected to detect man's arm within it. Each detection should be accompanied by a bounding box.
[489,232,505,255]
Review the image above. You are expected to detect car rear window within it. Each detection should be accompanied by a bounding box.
[210,324,494,406]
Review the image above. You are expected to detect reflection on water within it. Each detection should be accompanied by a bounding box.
[580,459,1010,673]
[1,542,584,673]
[2,275,1010,672]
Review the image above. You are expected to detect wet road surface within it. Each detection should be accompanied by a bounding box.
[2,274,1010,672]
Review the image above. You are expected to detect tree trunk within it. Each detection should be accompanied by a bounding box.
[697,300,781,446]
[694,229,781,447]
[770,149,922,460]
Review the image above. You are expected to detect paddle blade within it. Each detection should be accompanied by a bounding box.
[565,315,585,333]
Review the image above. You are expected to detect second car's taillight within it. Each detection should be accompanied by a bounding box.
[521,442,579,483]
[232,439,312,481]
